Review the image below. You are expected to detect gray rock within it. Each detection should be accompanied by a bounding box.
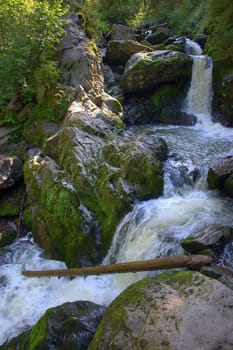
[59,15,104,102]
[89,271,233,350]
[181,224,233,253]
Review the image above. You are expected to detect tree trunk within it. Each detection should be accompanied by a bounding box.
[22,255,212,277]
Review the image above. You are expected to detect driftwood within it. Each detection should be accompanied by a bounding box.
[22,255,212,278]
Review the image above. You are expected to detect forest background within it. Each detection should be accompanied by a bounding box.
[0,0,232,126]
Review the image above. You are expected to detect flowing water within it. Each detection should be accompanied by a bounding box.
[1,41,233,345]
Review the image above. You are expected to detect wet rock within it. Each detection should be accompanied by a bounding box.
[2,301,106,350]
[88,271,233,350]
[121,50,192,93]
[105,40,153,66]
[123,84,195,126]
[180,225,233,253]
[207,156,233,197]
[0,156,23,190]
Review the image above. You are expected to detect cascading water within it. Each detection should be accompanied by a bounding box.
[183,38,213,126]
[1,40,233,345]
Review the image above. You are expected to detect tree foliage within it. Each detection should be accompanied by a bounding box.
[0,0,68,110]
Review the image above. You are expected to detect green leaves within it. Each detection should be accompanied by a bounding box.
[0,0,68,111]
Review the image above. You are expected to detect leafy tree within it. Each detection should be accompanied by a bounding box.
[0,0,68,110]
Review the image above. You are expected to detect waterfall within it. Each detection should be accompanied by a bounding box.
[1,38,233,346]
[183,39,213,126]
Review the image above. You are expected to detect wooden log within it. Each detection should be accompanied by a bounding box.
[22,255,212,278]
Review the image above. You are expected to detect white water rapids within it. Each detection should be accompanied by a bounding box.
[1,40,233,345]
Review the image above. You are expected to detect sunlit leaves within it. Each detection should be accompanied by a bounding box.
[0,0,68,109]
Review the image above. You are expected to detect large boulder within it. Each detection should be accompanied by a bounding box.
[121,50,192,93]
[24,95,167,267]
[207,156,233,197]
[2,301,106,350]
[105,40,153,66]
[88,271,233,350]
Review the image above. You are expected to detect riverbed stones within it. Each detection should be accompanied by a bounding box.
[88,271,233,350]
[207,155,233,197]
[121,50,192,93]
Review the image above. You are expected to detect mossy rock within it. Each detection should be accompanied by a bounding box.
[2,301,106,350]
[88,271,233,349]
[24,96,167,267]
[23,156,101,267]
[121,50,192,93]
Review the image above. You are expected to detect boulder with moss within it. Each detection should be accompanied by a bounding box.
[207,156,233,197]
[24,95,167,267]
[88,271,233,350]
[1,301,106,350]
[121,50,192,93]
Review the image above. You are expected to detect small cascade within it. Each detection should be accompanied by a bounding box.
[183,39,213,126]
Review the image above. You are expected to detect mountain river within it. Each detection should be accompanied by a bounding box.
[0,40,233,345]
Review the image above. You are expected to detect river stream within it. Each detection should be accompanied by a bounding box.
[0,40,233,345]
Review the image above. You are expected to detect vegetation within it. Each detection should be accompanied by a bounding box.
[0,0,68,117]
[0,0,231,126]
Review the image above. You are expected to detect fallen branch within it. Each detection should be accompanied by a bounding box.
[22,255,212,277]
